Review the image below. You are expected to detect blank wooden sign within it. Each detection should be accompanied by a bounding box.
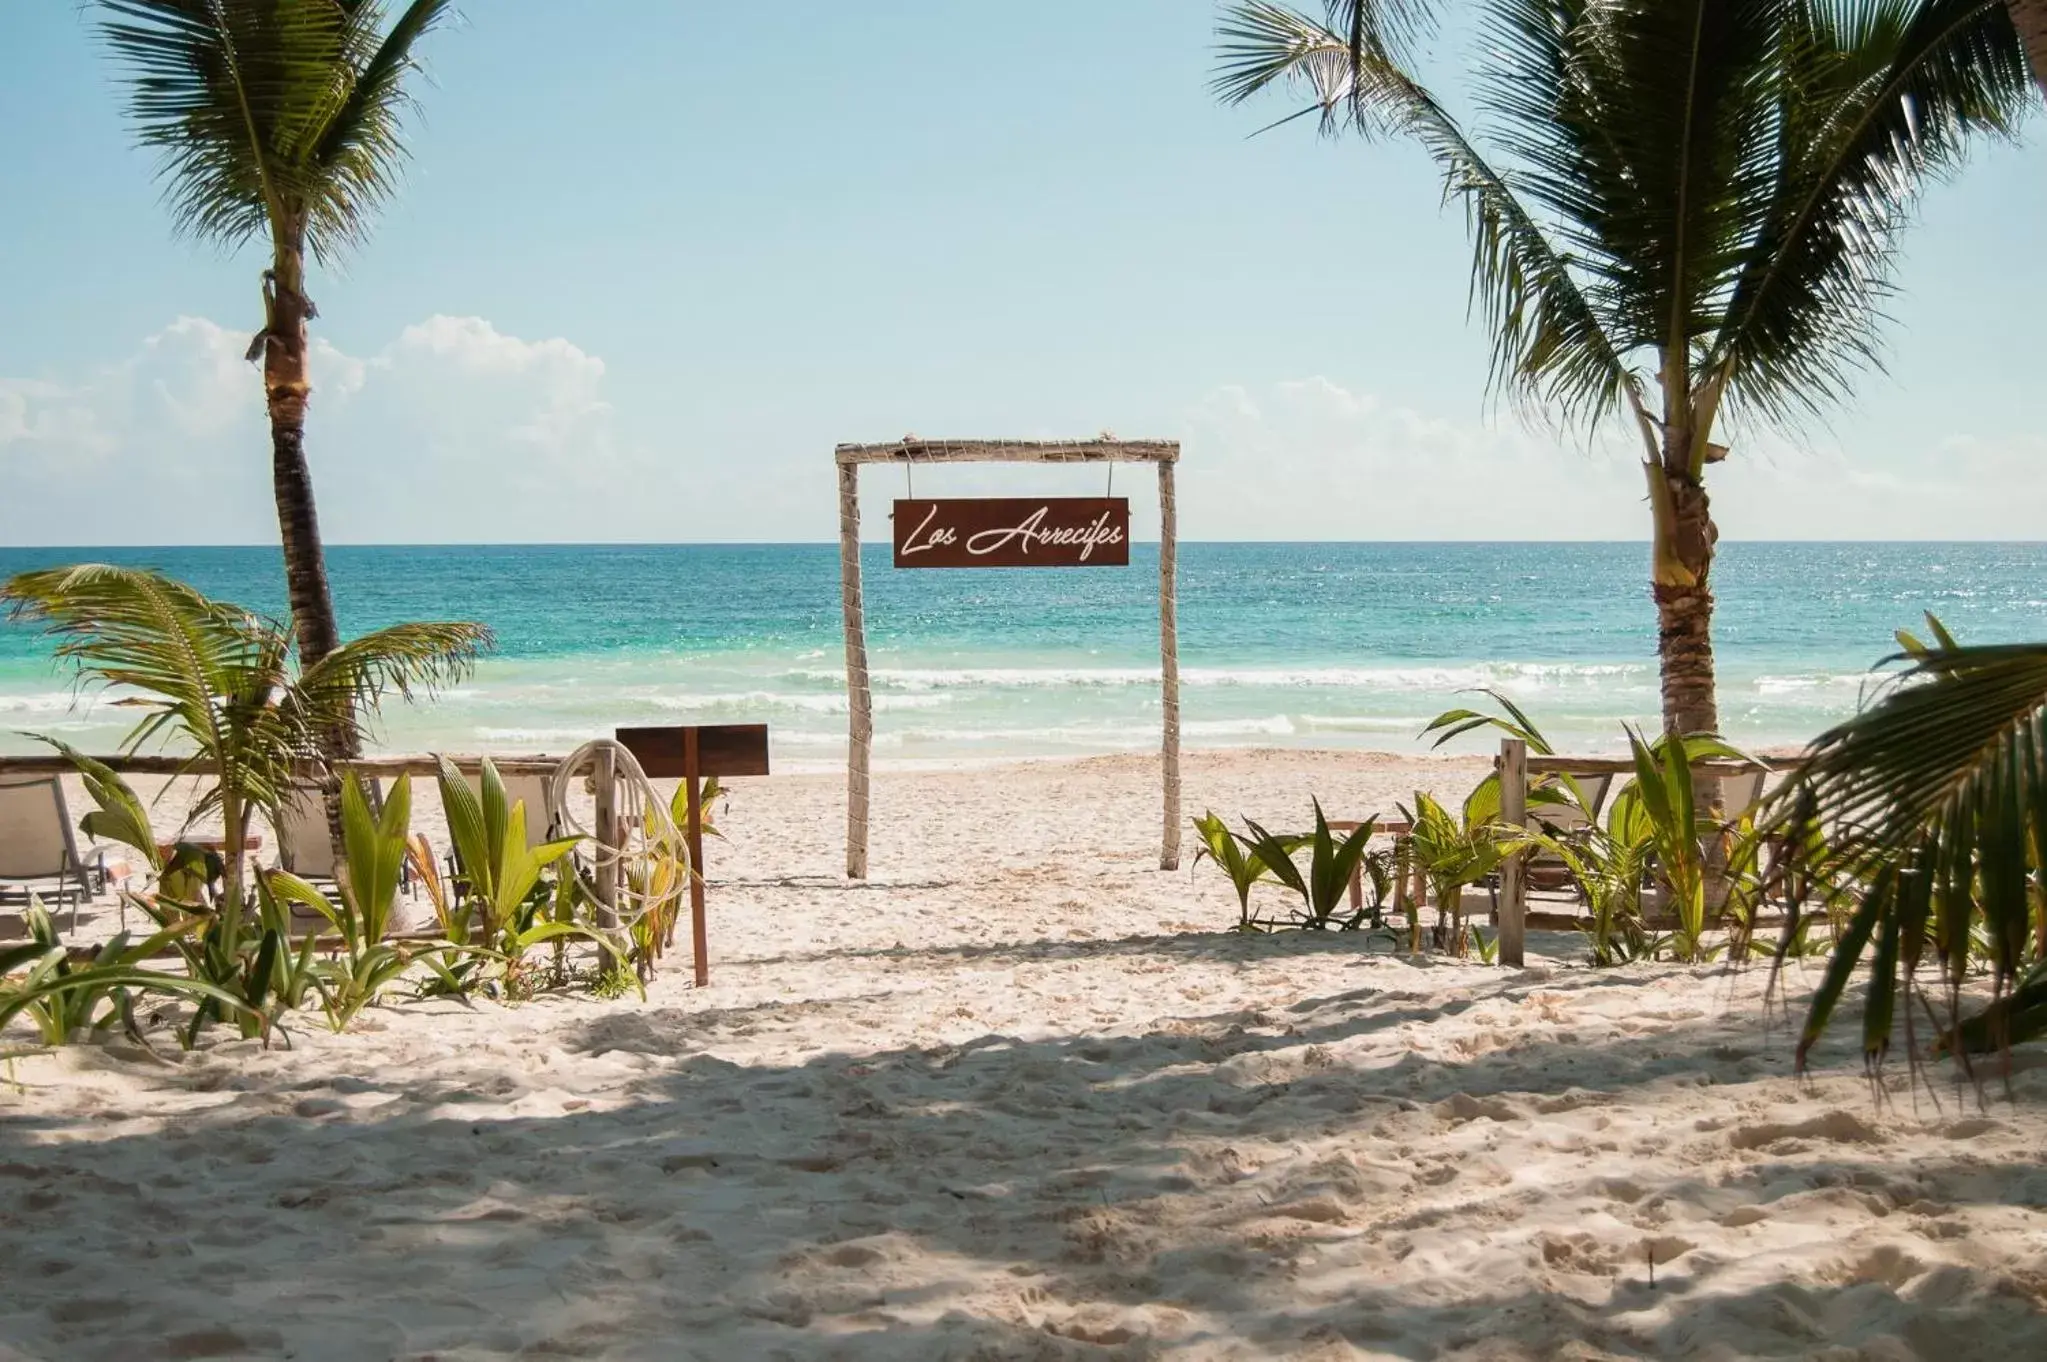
[611,724,769,990]
[893,497,1130,568]
[615,724,770,779]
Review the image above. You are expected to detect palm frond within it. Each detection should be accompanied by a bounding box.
[287,619,492,747]
[308,0,454,259]
[1476,0,1785,418]
[7,566,490,870]
[1771,642,2047,1062]
[1709,0,2030,426]
[2,564,264,761]
[1215,2,1639,425]
[1400,73,1642,425]
[96,0,448,261]
[1782,644,2047,867]
[1212,2,1410,134]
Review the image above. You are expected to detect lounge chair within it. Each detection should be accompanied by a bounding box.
[276,784,343,890]
[464,770,555,848]
[1525,772,1613,897]
[275,783,424,933]
[1719,768,1767,821]
[441,770,559,906]
[0,774,106,931]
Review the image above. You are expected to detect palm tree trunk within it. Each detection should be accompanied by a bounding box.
[2009,0,2047,104]
[1650,469,1721,738]
[261,264,342,670]
[1650,458,1730,916]
[262,251,356,872]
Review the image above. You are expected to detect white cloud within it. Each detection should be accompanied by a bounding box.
[1700,429,2047,540]
[1180,377,2047,542]
[1180,377,1642,540]
[0,314,638,544]
[5,331,2044,546]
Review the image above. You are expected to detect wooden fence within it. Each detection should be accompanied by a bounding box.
[1494,739,1783,967]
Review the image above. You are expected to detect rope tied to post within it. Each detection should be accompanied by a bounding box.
[547,738,689,933]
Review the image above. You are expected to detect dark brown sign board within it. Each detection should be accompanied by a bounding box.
[615,724,770,779]
[613,723,769,989]
[893,497,1130,568]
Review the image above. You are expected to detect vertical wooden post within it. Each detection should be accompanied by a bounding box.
[592,745,618,930]
[684,726,709,987]
[1499,738,1528,967]
[838,459,872,879]
[1157,457,1181,871]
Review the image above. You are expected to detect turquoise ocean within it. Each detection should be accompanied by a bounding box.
[2,543,2043,766]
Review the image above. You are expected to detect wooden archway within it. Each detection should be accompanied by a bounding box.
[835,437,1183,878]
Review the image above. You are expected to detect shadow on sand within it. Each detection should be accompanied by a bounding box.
[2,939,2044,1360]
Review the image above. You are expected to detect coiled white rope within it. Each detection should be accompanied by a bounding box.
[546,738,688,932]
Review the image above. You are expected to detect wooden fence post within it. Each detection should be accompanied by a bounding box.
[592,744,618,930]
[1499,738,1527,967]
[682,726,709,986]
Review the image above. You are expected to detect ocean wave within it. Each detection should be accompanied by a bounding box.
[1750,673,1873,695]
[643,690,949,715]
[1184,716,1296,738]
[471,727,607,746]
[886,724,1157,749]
[0,691,108,716]
[779,661,1652,692]
[1297,713,1439,733]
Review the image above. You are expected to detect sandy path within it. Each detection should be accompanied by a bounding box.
[3,750,2045,1360]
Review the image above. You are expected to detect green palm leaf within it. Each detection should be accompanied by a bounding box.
[97,0,454,261]
[1770,642,2047,1062]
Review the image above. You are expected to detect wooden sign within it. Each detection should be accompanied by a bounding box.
[615,724,770,779]
[893,497,1130,568]
[613,723,770,989]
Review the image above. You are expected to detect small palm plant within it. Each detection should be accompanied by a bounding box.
[1617,728,1713,963]
[1400,792,1504,956]
[1238,803,1377,931]
[263,773,420,1029]
[0,900,244,1044]
[1421,689,1594,830]
[1508,821,1652,968]
[2,565,486,1038]
[1,564,489,904]
[429,756,624,996]
[1193,810,1283,931]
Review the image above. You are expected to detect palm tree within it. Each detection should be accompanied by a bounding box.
[0,564,489,904]
[1214,1,2031,737]
[96,0,453,674]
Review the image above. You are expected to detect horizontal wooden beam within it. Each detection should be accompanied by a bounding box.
[0,753,573,780]
[835,438,1179,466]
[1519,754,1784,776]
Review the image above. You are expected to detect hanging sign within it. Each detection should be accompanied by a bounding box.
[892,497,1130,569]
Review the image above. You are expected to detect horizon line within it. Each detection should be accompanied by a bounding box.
[6,538,2047,552]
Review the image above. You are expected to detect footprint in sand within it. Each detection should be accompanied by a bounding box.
[1727,1109,1885,1152]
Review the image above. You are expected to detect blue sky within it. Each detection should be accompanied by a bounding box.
[3,1,2044,545]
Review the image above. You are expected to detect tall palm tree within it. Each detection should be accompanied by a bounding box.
[96,0,453,674]
[1215,1,2031,737]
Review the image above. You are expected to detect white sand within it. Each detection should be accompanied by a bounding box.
[4,749,2046,1361]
